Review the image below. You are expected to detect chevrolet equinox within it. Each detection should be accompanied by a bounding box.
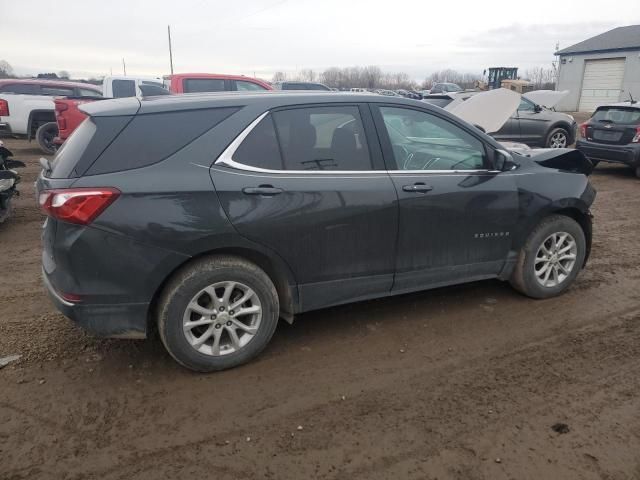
[37,92,596,372]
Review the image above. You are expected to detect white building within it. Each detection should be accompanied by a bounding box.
[555,25,640,112]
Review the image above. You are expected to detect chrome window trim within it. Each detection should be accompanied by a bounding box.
[215,110,500,175]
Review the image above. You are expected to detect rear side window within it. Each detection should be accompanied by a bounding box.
[41,86,75,96]
[0,83,40,94]
[592,107,640,124]
[235,80,267,91]
[86,107,239,175]
[183,79,226,93]
[78,88,102,97]
[112,80,136,98]
[274,106,371,171]
[232,106,373,171]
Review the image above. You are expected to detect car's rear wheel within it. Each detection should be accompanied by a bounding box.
[546,127,569,148]
[510,215,586,299]
[157,255,279,372]
[36,122,58,155]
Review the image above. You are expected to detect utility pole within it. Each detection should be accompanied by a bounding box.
[168,25,174,75]
[122,58,127,76]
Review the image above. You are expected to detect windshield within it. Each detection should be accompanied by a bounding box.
[592,107,640,124]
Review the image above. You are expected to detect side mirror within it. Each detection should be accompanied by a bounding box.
[494,149,517,171]
[534,104,543,113]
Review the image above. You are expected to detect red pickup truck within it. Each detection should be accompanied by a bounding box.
[54,73,272,146]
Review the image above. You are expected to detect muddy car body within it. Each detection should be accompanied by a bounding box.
[37,92,595,371]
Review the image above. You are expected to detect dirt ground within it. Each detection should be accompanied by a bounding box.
[1,131,639,480]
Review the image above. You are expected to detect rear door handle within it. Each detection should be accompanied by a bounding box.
[242,185,283,196]
[402,183,433,193]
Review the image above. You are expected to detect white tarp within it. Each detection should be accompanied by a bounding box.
[445,88,520,133]
[523,90,569,109]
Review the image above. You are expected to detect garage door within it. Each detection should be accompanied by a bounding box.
[578,58,626,111]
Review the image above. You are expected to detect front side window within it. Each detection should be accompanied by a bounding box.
[235,80,267,91]
[232,106,373,171]
[183,78,226,93]
[518,98,536,112]
[112,79,136,98]
[379,106,487,171]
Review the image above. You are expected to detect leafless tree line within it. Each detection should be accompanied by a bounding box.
[274,65,556,91]
[273,66,418,90]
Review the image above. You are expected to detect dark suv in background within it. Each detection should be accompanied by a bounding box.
[423,94,577,148]
[38,92,595,372]
[576,102,640,178]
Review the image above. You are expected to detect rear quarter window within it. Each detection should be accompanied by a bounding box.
[85,107,239,175]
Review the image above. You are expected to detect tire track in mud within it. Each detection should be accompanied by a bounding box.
[17,308,637,480]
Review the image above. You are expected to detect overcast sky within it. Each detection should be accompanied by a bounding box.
[1,0,639,81]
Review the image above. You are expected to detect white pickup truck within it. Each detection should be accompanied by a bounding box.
[0,76,165,154]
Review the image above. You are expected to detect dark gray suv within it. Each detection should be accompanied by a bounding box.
[37,92,595,371]
[423,95,577,148]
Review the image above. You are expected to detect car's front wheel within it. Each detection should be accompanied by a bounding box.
[158,255,279,372]
[546,127,569,148]
[510,215,586,299]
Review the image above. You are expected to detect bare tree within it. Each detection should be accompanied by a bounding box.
[298,69,316,82]
[272,71,287,82]
[523,67,555,90]
[58,70,70,79]
[0,60,14,78]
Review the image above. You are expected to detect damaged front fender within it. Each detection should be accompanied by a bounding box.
[524,148,594,176]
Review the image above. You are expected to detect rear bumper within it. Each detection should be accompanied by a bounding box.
[0,122,12,135]
[43,269,148,338]
[576,140,640,167]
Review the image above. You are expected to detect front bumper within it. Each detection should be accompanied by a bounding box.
[576,140,640,167]
[43,270,148,338]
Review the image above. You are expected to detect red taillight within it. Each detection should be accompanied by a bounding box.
[60,292,83,303]
[38,188,120,225]
[632,126,640,143]
[579,122,589,139]
[0,99,9,116]
[58,117,67,130]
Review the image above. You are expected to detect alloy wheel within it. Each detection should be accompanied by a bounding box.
[182,281,262,356]
[534,232,577,288]
[549,131,567,148]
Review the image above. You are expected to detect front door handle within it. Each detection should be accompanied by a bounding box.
[402,183,433,193]
[242,185,283,196]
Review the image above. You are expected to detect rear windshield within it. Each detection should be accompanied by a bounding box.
[592,107,640,125]
[49,119,97,178]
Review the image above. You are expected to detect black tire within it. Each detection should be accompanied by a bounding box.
[590,160,599,168]
[36,122,58,155]
[635,165,640,179]
[510,215,586,299]
[545,127,569,148]
[157,255,279,372]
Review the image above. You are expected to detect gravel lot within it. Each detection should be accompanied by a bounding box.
[1,131,639,480]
